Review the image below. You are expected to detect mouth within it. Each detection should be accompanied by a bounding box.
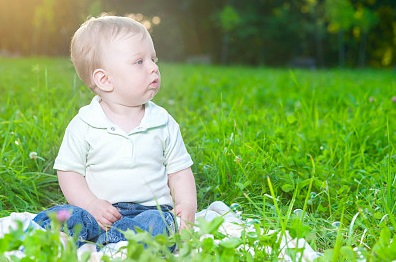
[149,78,160,88]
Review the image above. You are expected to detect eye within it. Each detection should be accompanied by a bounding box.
[136,59,144,65]
[152,57,158,64]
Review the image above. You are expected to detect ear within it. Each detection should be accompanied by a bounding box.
[92,69,113,92]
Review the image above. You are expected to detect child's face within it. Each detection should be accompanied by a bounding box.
[102,32,160,107]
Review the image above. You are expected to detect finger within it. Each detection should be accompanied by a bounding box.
[178,222,185,231]
[98,217,114,228]
[178,216,187,231]
[98,222,110,231]
[180,215,194,229]
[104,210,121,223]
[108,206,122,219]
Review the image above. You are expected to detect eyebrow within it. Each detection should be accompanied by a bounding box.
[130,51,157,57]
[130,52,142,57]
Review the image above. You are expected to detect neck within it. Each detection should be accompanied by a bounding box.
[99,99,145,133]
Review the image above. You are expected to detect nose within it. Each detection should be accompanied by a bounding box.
[150,60,159,73]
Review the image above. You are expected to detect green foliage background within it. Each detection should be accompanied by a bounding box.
[0,0,395,67]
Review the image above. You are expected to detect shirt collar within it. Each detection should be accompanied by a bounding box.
[78,96,168,131]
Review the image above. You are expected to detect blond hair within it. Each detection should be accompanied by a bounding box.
[70,15,147,90]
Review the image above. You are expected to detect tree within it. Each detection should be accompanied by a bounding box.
[218,4,241,64]
[0,0,394,67]
[300,0,326,67]
[325,0,355,67]
[353,5,378,67]
[32,0,56,54]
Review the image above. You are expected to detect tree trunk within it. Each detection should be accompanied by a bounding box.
[358,32,367,68]
[221,33,230,65]
[338,30,345,67]
[315,26,323,67]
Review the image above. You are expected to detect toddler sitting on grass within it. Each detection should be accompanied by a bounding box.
[33,15,197,250]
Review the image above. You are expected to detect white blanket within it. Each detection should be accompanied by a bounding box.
[0,201,321,261]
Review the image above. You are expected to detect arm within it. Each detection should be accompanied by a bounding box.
[57,170,122,229]
[168,167,197,230]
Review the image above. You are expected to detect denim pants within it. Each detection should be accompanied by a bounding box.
[33,202,176,249]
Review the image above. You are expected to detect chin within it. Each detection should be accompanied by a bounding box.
[149,91,158,100]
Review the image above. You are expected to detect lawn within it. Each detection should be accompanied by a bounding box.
[0,57,395,260]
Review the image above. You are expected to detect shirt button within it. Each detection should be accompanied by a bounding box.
[111,127,116,131]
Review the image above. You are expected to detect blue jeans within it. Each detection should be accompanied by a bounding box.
[33,202,176,249]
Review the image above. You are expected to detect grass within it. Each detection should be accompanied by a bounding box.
[0,57,395,260]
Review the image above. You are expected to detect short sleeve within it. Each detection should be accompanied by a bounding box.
[53,117,89,176]
[164,115,193,174]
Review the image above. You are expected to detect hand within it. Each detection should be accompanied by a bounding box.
[173,203,196,231]
[86,198,122,230]
[168,168,197,231]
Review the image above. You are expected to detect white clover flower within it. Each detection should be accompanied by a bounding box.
[234,155,242,163]
[29,152,38,159]
[294,209,304,217]
[29,152,45,161]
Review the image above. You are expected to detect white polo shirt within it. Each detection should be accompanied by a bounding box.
[54,96,193,207]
